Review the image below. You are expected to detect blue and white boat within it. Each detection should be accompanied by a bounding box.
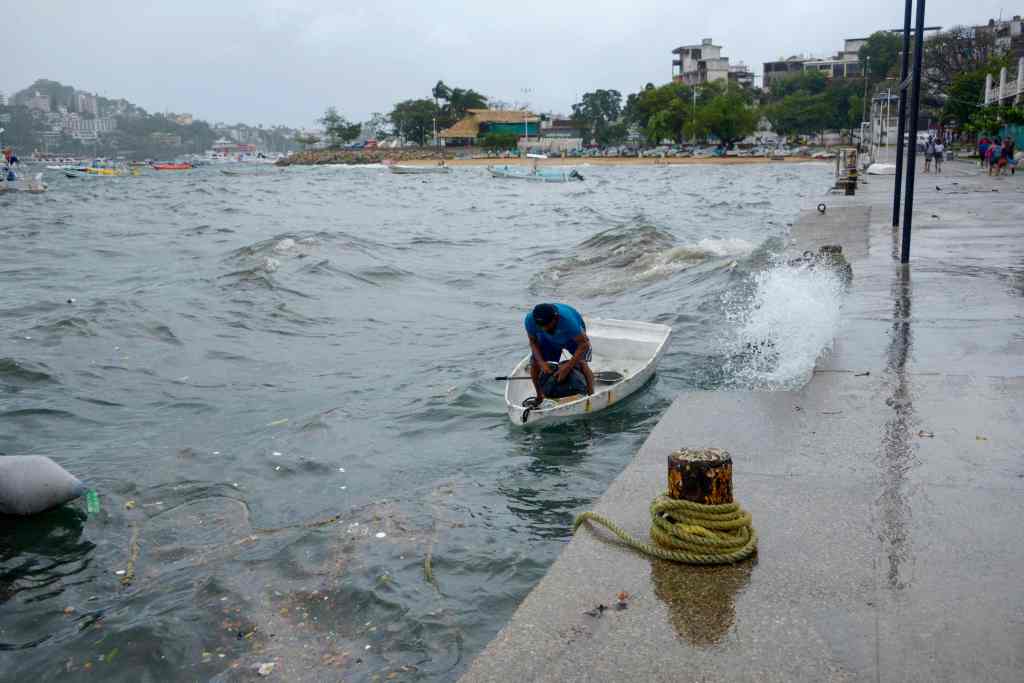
[487,164,584,183]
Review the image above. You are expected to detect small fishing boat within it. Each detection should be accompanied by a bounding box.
[151,162,192,171]
[388,164,451,175]
[488,165,584,182]
[64,169,86,178]
[503,318,672,426]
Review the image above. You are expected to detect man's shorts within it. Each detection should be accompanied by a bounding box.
[534,346,592,364]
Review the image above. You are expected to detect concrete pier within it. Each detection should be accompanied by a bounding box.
[460,162,1024,682]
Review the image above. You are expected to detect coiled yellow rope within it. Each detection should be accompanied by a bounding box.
[573,494,757,565]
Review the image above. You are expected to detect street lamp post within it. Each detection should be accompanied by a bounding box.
[862,56,871,123]
[521,88,532,157]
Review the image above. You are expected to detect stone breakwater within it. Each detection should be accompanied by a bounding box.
[276,148,451,166]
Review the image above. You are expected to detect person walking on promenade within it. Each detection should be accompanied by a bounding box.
[933,139,944,174]
[923,136,934,173]
[987,138,1001,175]
[1005,137,1016,175]
[979,136,991,167]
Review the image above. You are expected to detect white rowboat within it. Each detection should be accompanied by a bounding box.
[504,318,672,426]
[388,164,452,175]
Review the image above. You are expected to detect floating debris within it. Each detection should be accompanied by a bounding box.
[256,661,276,676]
[375,532,387,539]
[584,604,608,617]
[917,430,935,438]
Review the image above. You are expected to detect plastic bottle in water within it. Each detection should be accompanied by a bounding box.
[85,490,100,514]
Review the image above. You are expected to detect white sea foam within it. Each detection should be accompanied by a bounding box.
[692,237,756,257]
[722,261,845,389]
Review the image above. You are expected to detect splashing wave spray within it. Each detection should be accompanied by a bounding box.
[722,260,846,389]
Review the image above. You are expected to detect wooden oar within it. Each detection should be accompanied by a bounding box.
[494,370,624,383]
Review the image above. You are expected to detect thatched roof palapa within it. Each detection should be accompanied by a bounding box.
[439,109,539,139]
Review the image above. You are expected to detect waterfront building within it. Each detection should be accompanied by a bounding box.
[0,91,7,106]
[803,39,866,80]
[763,56,808,88]
[210,137,257,156]
[174,113,194,125]
[672,39,731,85]
[763,38,865,91]
[439,109,540,145]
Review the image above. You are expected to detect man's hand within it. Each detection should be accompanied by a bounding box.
[555,363,571,383]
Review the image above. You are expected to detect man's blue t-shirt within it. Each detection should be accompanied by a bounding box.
[524,303,586,362]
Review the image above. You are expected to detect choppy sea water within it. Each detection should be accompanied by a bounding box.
[0,162,841,680]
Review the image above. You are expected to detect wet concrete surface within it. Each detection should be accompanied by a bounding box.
[460,161,1024,682]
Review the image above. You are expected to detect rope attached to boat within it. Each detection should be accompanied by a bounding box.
[573,494,757,565]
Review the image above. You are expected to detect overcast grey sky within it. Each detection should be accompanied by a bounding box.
[4,1,1016,128]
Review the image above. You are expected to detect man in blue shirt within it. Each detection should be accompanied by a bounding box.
[524,303,594,401]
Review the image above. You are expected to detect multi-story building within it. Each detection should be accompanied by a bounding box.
[27,92,51,112]
[976,16,1024,60]
[62,114,117,135]
[150,132,182,146]
[76,92,98,116]
[672,39,732,85]
[763,56,808,87]
[763,38,866,91]
[0,91,7,106]
[729,63,756,88]
[803,38,866,80]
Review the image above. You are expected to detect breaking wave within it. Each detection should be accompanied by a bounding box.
[531,224,756,296]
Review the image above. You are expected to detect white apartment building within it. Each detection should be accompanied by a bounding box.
[672,39,730,85]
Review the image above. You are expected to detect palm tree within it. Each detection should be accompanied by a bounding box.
[432,81,452,109]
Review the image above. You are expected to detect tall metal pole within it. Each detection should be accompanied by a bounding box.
[892,0,913,227]
[862,56,871,125]
[900,0,927,264]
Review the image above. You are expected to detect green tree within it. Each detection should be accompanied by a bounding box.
[858,31,901,83]
[319,107,361,147]
[295,133,321,149]
[432,80,452,108]
[390,98,440,145]
[625,82,695,143]
[442,88,487,125]
[942,56,1010,127]
[690,92,758,147]
[572,89,623,145]
[764,93,832,136]
[766,71,828,100]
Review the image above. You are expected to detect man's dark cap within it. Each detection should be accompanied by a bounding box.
[532,303,557,326]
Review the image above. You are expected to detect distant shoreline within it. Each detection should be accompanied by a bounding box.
[400,156,825,167]
[278,149,827,167]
